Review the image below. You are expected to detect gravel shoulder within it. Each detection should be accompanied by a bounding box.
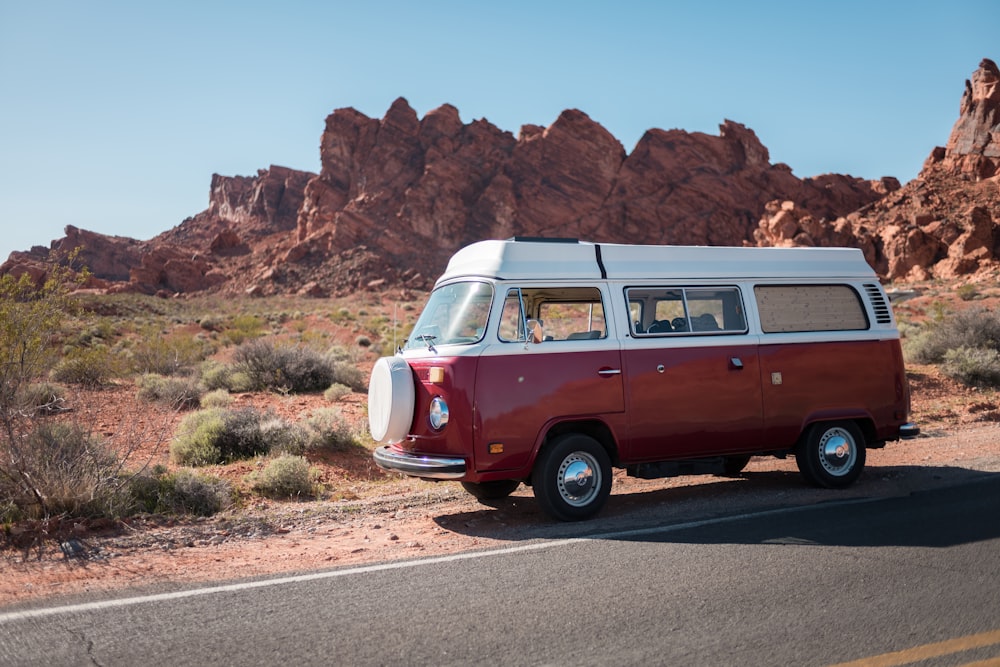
[3,420,998,609]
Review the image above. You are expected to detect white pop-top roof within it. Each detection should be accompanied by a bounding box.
[438,238,877,284]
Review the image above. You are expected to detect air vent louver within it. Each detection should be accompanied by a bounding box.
[863,283,892,324]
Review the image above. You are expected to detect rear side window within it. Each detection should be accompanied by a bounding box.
[754,285,868,333]
[627,287,747,335]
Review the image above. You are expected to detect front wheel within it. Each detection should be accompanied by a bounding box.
[796,421,866,488]
[532,434,612,521]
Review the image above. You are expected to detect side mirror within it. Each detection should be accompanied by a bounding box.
[525,319,544,344]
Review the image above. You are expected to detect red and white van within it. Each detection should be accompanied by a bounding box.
[369,238,918,521]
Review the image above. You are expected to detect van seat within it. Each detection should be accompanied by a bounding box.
[566,330,601,340]
[646,320,673,334]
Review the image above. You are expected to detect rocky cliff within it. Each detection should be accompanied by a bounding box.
[755,59,1000,282]
[4,58,998,296]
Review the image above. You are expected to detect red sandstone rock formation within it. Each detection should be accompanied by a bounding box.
[4,58,998,294]
[928,58,1000,180]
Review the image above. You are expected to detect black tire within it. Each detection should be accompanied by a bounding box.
[795,421,866,488]
[532,433,612,521]
[721,455,752,477]
[461,480,520,504]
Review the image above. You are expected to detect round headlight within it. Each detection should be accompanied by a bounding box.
[429,396,450,430]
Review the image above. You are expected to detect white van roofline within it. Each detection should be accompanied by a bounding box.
[438,238,878,285]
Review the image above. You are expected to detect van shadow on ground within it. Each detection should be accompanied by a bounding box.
[432,465,1000,550]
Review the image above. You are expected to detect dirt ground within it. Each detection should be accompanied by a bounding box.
[3,357,1000,608]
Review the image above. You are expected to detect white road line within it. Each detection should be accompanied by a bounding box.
[0,498,877,624]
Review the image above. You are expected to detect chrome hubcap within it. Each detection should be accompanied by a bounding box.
[557,452,601,507]
[818,428,856,476]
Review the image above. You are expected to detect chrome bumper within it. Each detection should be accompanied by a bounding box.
[899,422,921,439]
[373,446,466,480]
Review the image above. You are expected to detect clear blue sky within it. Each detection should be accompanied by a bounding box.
[1,1,997,262]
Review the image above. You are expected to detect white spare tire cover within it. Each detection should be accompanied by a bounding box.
[368,356,415,444]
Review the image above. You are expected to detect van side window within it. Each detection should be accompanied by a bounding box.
[754,285,869,333]
[500,287,607,342]
[627,287,747,335]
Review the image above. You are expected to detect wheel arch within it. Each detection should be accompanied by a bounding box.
[537,419,620,469]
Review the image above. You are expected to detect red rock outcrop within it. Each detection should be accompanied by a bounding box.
[289,99,889,291]
[830,59,1000,281]
[927,58,1000,180]
[6,58,999,295]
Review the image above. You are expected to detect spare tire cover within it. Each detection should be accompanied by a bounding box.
[368,356,415,444]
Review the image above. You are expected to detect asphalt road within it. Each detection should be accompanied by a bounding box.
[2,475,999,667]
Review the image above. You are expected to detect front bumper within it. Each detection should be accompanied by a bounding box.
[373,446,467,480]
[899,422,920,439]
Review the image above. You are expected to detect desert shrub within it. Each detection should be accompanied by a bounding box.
[50,346,117,386]
[170,407,270,466]
[223,314,265,346]
[128,328,211,375]
[199,361,254,393]
[0,423,129,520]
[200,388,233,408]
[905,307,1000,364]
[17,382,67,415]
[131,468,232,516]
[331,307,354,324]
[248,455,315,499]
[957,284,980,301]
[260,417,310,456]
[331,361,366,392]
[199,314,224,332]
[136,373,204,409]
[324,383,352,402]
[233,339,336,393]
[302,408,358,452]
[1,263,147,521]
[355,335,372,348]
[170,410,224,466]
[941,346,1000,387]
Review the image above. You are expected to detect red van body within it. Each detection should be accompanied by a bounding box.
[369,239,917,521]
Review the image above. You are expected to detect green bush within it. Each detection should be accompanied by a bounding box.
[170,409,224,466]
[199,361,254,393]
[261,417,310,456]
[131,468,232,516]
[136,373,204,409]
[170,407,271,466]
[50,346,117,386]
[248,455,315,499]
[303,408,358,452]
[234,339,336,393]
[957,284,980,301]
[200,388,233,408]
[331,361,366,392]
[324,383,352,402]
[941,346,1000,387]
[128,328,211,375]
[905,307,1000,364]
[223,314,266,346]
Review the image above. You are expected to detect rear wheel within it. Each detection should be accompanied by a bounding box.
[461,480,520,504]
[532,434,612,521]
[796,421,866,488]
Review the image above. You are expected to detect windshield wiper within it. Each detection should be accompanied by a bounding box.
[415,334,438,353]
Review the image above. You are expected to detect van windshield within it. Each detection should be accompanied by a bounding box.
[404,281,494,350]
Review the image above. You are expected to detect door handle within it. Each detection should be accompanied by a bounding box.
[598,368,622,376]
[730,357,744,370]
